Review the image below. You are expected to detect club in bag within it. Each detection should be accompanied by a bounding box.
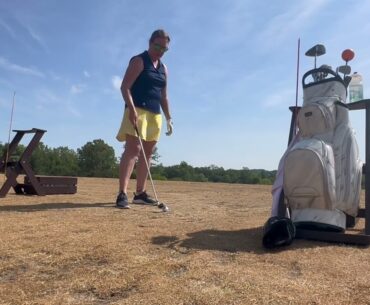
[305,43,326,69]
[341,49,355,64]
[337,65,351,78]
[134,126,169,212]
[339,48,355,80]
[337,64,351,77]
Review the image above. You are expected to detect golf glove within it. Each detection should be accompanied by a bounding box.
[166,119,173,136]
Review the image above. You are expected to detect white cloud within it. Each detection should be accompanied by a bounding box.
[70,84,86,94]
[112,75,122,90]
[83,70,90,78]
[32,88,81,118]
[258,0,332,48]
[0,18,17,39]
[0,56,44,77]
[0,16,48,51]
[35,88,61,105]
[26,26,48,51]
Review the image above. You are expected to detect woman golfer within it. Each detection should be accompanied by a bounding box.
[115,29,173,209]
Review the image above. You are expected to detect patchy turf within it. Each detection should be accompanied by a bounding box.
[0,176,369,305]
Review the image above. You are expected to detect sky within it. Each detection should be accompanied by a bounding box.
[1,0,370,171]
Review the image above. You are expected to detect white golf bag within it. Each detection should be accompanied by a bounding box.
[283,67,362,231]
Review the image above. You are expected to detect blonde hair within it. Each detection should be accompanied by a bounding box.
[149,29,170,43]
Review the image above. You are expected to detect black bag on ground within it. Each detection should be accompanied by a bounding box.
[262,216,296,249]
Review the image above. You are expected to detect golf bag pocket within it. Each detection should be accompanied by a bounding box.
[333,125,363,216]
[283,139,336,211]
[298,100,336,137]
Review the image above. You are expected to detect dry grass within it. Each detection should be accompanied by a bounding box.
[0,175,370,305]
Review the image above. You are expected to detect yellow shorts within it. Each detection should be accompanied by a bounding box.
[116,107,162,142]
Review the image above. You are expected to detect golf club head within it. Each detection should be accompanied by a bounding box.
[312,65,332,82]
[342,49,355,62]
[305,44,326,57]
[320,64,332,78]
[337,65,351,76]
[305,44,326,68]
[312,72,326,82]
[344,75,352,88]
[158,202,170,212]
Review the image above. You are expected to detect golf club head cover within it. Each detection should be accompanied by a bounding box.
[262,216,296,249]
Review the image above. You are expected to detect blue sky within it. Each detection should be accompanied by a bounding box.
[1,1,370,170]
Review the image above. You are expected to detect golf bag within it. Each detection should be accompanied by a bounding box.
[263,67,362,249]
[285,67,362,230]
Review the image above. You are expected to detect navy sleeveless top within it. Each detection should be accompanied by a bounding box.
[130,51,166,114]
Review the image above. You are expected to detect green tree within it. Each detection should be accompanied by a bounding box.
[151,147,160,164]
[30,143,79,176]
[77,139,117,177]
[48,146,79,176]
[30,142,52,175]
[0,142,26,162]
[151,163,167,180]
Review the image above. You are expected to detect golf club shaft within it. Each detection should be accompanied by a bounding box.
[4,92,16,179]
[134,126,160,202]
[294,38,300,135]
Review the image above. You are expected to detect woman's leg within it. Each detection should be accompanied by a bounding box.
[119,134,141,194]
[136,140,157,193]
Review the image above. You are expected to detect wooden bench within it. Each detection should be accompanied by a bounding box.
[0,128,78,197]
[15,176,77,195]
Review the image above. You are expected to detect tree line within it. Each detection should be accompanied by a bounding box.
[0,139,277,185]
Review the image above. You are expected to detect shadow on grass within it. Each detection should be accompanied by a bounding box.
[0,202,113,212]
[152,227,266,254]
[151,228,364,253]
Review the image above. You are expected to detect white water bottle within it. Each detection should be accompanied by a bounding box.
[349,72,363,102]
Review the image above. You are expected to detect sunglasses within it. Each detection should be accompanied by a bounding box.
[153,43,169,53]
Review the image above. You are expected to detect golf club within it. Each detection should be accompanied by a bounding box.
[337,65,351,78]
[305,43,326,69]
[341,49,355,64]
[134,126,169,212]
[339,49,355,82]
[343,75,352,88]
[315,64,332,81]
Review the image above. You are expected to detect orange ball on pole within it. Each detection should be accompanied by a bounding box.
[342,49,355,62]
